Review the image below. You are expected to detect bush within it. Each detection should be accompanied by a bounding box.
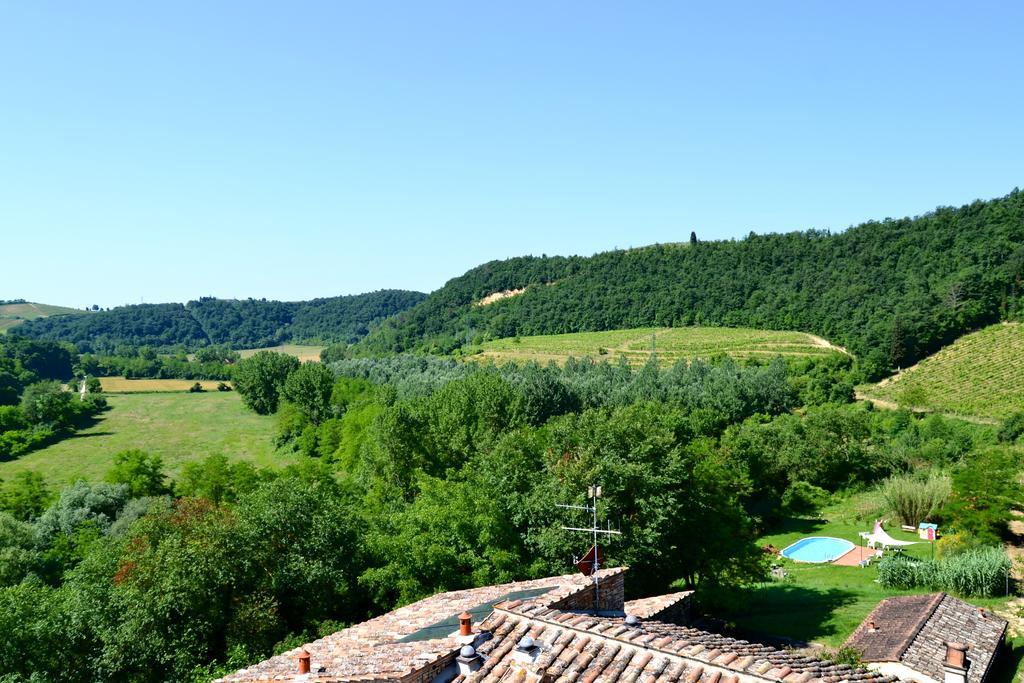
[217,382,231,392]
[881,470,951,526]
[877,547,1010,597]
[998,411,1024,443]
[188,382,204,393]
[781,481,829,513]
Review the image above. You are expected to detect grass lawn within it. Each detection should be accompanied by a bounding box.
[724,494,1016,650]
[0,392,294,488]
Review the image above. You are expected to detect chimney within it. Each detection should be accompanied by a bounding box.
[456,645,482,675]
[868,620,878,632]
[943,642,968,683]
[459,611,473,636]
[297,649,311,675]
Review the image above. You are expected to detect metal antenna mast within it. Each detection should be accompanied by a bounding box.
[557,484,621,613]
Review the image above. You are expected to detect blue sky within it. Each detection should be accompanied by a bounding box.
[2,2,1022,308]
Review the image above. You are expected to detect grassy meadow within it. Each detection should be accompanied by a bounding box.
[0,391,291,488]
[471,326,844,366]
[99,377,229,392]
[0,301,84,333]
[859,323,1024,421]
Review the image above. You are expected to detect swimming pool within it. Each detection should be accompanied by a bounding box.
[780,536,855,563]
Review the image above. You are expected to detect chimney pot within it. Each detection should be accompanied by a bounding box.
[944,642,968,670]
[459,611,473,636]
[297,648,311,674]
[869,620,877,632]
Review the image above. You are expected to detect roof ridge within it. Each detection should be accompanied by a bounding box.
[491,605,877,683]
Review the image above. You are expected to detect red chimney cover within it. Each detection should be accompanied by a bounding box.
[575,545,604,576]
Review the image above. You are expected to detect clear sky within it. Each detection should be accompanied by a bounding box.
[2,2,1022,308]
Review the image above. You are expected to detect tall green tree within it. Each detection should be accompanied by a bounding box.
[232,351,300,414]
[282,362,335,426]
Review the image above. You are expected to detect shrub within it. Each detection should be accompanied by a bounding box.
[881,470,951,526]
[188,382,204,393]
[998,411,1024,443]
[781,481,829,513]
[877,547,1009,597]
[217,382,231,392]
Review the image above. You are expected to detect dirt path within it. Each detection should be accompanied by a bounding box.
[854,391,999,425]
[806,334,850,355]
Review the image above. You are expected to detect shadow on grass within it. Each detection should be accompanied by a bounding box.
[709,583,860,644]
[65,430,115,439]
[989,636,1024,683]
[763,516,829,536]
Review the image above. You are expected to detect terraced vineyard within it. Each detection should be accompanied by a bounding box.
[0,301,84,332]
[859,322,1024,420]
[472,326,845,367]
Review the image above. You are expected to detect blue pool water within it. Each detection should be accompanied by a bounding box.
[781,536,855,563]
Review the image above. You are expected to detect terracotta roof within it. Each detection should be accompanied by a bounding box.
[844,594,1007,683]
[214,570,620,683]
[843,594,944,662]
[474,602,896,683]
[625,592,694,621]
[217,568,896,683]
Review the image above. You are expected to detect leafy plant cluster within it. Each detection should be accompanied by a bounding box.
[77,345,239,381]
[880,470,952,526]
[876,547,1011,597]
[361,190,1024,377]
[14,290,427,352]
[0,338,106,460]
[0,347,1015,682]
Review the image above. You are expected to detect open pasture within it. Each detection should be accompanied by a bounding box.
[0,391,290,488]
[859,322,1023,421]
[472,326,844,367]
[98,377,229,393]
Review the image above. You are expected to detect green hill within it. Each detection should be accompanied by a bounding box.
[857,322,1024,420]
[471,326,845,366]
[0,300,85,333]
[361,190,1024,377]
[13,290,426,351]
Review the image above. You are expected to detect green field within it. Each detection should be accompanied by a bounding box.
[0,301,85,332]
[472,326,844,366]
[0,392,292,488]
[98,377,229,393]
[236,344,325,362]
[859,323,1024,421]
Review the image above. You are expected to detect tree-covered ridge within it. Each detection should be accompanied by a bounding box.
[15,290,427,352]
[362,190,1024,375]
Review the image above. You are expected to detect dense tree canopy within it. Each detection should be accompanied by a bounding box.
[360,190,1024,376]
[14,290,426,352]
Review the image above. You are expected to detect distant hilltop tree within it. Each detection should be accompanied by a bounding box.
[690,231,698,245]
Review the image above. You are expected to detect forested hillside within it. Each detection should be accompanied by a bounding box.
[362,190,1024,376]
[14,290,426,352]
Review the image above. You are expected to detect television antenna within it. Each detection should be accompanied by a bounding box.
[557,484,621,613]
